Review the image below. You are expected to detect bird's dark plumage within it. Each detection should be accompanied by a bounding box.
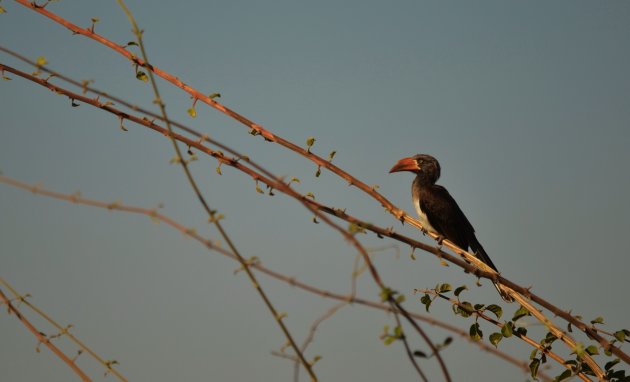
[390,154,512,302]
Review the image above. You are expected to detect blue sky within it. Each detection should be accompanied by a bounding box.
[1,1,629,381]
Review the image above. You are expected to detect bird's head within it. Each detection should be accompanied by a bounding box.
[389,154,441,183]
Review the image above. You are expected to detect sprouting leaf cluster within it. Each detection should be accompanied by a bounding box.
[379,287,405,304]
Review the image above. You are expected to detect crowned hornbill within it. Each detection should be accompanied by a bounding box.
[389,154,512,302]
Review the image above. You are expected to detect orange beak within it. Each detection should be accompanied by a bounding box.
[389,157,420,173]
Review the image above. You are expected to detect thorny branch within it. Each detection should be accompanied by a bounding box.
[4,5,628,378]
[0,60,450,381]
[422,289,591,382]
[0,287,93,382]
[0,278,128,381]
[7,3,623,374]
[0,175,547,380]
[116,1,318,379]
[1,57,618,378]
[392,310,429,382]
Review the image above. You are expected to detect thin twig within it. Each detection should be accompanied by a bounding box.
[392,311,429,382]
[292,302,347,382]
[0,287,93,382]
[0,59,601,378]
[115,2,318,379]
[0,57,450,379]
[15,5,630,378]
[0,174,545,379]
[0,61,576,380]
[423,289,591,382]
[8,4,621,372]
[0,278,128,382]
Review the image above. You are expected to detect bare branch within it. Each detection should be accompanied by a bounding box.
[0,175,550,379]
[0,279,128,381]
[0,287,93,382]
[7,5,622,372]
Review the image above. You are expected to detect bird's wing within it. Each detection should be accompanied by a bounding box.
[418,185,475,250]
[419,185,500,272]
[419,185,509,300]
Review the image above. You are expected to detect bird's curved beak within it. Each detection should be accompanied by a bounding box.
[389,157,419,173]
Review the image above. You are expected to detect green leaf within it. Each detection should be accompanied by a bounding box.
[572,342,585,357]
[515,326,528,337]
[439,283,452,293]
[413,350,427,358]
[554,369,572,382]
[606,370,630,382]
[348,222,366,234]
[469,322,482,341]
[383,336,395,345]
[393,325,403,338]
[529,348,538,360]
[420,294,432,312]
[208,93,221,99]
[328,150,336,161]
[0,6,6,14]
[456,301,474,318]
[306,136,316,148]
[512,305,530,321]
[614,330,627,342]
[136,71,148,82]
[489,332,503,347]
[36,56,48,66]
[486,304,503,320]
[187,107,196,118]
[454,285,467,297]
[315,166,321,177]
[607,369,628,380]
[379,287,394,302]
[529,358,541,380]
[605,359,620,371]
[540,332,557,347]
[585,345,599,355]
[501,321,513,338]
[474,303,485,311]
[590,316,605,325]
[395,294,406,304]
[126,41,138,46]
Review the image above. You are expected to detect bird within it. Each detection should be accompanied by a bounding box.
[389,154,513,302]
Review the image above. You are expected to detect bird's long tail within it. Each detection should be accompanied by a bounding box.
[469,237,513,302]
